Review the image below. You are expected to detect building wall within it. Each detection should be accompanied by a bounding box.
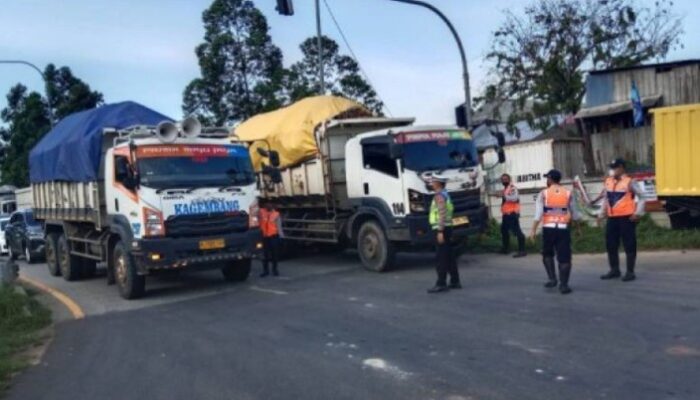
[590,126,654,172]
[585,63,700,107]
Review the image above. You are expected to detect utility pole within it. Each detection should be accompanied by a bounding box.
[386,0,471,127]
[315,0,325,95]
[0,60,54,126]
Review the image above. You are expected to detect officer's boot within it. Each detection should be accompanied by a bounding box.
[622,253,636,282]
[558,263,572,294]
[601,251,621,279]
[542,257,557,288]
[272,260,279,277]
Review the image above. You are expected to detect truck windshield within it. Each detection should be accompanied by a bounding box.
[137,145,255,189]
[402,139,478,172]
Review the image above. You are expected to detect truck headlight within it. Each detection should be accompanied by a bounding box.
[408,189,426,213]
[143,208,165,237]
[248,201,260,228]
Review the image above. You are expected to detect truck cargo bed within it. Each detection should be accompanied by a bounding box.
[32,181,105,227]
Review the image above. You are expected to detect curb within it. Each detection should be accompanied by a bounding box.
[18,275,85,320]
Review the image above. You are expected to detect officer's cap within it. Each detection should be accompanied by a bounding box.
[609,158,626,168]
[544,169,562,182]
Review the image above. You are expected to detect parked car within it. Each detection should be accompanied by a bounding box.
[5,210,45,263]
[0,216,9,255]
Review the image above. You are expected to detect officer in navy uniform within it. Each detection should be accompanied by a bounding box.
[427,174,461,294]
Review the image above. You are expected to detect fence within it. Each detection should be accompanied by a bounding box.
[590,126,653,172]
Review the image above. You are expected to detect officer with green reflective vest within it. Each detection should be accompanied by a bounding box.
[428,174,461,293]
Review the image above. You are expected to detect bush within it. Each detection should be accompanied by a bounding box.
[469,215,700,254]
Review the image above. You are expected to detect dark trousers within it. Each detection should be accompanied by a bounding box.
[606,217,637,273]
[262,235,280,273]
[542,227,572,263]
[435,228,460,287]
[501,213,525,253]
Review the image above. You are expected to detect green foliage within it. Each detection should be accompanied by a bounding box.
[0,285,51,392]
[479,0,683,129]
[0,65,102,187]
[284,35,384,115]
[183,0,285,125]
[470,216,700,254]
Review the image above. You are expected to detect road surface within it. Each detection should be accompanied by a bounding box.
[8,250,700,400]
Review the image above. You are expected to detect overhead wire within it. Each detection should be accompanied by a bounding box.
[321,0,393,116]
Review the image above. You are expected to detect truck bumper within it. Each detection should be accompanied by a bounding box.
[403,205,489,245]
[131,229,263,274]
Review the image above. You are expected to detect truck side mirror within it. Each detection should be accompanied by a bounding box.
[492,131,506,147]
[262,165,282,184]
[497,148,506,164]
[268,150,281,168]
[115,157,138,190]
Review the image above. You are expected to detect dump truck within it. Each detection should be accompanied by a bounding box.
[30,102,262,299]
[236,96,503,271]
[651,103,700,229]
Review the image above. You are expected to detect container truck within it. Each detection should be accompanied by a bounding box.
[651,103,700,229]
[29,102,262,299]
[236,96,502,272]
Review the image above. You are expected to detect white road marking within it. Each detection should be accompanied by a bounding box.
[249,286,289,295]
[362,358,412,380]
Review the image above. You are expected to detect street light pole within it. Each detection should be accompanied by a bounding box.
[386,0,471,127]
[0,60,54,126]
[315,0,325,95]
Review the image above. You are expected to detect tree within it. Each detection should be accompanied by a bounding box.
[0,65,103,187]
[183,0,285,126]
[285,35,384,115]
[479,0,683,131]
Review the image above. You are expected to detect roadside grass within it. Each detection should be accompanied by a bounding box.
[469,215,700,254]
[0,285,51,392]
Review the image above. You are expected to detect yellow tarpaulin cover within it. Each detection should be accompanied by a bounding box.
[234,95,370,170]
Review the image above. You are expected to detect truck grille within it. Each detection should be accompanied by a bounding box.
[420,189,482,214]
[165,213,249,238]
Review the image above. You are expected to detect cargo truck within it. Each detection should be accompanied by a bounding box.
[651,103,700,229]
[29,102,262,299]
[236,96,503,272]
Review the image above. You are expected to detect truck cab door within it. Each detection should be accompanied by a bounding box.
[359,142,406,217]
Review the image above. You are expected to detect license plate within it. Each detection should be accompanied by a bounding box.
[199,238,225,250]
[452,216,469,226]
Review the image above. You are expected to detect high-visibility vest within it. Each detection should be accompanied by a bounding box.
[429,190,454,230]
[259,209,280,237]
[604,175,636,217]
[501,184,521,215]
[542,185,572,226]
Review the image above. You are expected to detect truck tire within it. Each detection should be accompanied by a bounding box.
[45,233,61,276]
[113,241,145,299]
[357,220,395,272]
[222,258,252,282]
[81,259,97,278]
[58,234,83,281]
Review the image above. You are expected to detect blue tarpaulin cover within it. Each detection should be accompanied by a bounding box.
[29,101,172,183]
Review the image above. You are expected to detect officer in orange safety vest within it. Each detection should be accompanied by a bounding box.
[529,169,581,294]
[597,158,645,282]
[500,174,527,258]
[259,201,282,277]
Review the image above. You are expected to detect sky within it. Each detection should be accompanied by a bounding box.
[1,0,698,125]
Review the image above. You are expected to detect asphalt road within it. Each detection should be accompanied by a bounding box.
[8,250,700,400]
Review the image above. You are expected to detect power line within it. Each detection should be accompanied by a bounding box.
[322,0,393,117]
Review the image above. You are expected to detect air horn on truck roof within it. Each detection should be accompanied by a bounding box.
[155,116,202,143]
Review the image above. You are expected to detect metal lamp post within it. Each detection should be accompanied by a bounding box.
[386,0,472,127]
[0,60,54,126]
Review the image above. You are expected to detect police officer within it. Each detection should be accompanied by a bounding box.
[529,169,581,294]
[598,158,645,282]
[259,201,282,277]
[500,173,527,258]
[427,174,461,293]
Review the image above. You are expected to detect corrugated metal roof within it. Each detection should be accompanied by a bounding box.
[588,59,700,75]
[575,94,663,119]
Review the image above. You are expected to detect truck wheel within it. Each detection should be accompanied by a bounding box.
[9,245,18,261]
[45,233,61,276]
[58,235,83,281]
[81,259,97,278]
[222,258,252,282]
[357,220,395,272]
[113,241,145,299]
